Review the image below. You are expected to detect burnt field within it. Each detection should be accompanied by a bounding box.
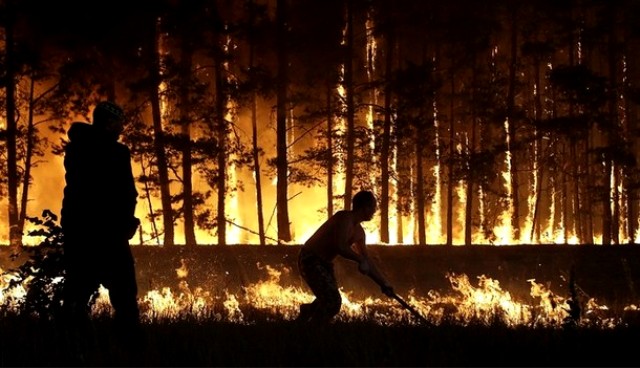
[2,244,640,366]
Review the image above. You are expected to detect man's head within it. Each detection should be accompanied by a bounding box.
[92,101,126,139]
[352,190,377,221]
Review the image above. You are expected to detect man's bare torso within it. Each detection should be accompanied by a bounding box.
[302,210,364,262]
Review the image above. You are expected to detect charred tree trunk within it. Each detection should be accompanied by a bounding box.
[18,77,36,239]
[415,123,426,246]
[608,2,621,244]
[562,142,570,244]
[570,141,582,242]
[506,3,520,242]
[603,157,613,245]
[326,85,334,219]
[214,43,228,246]
[247,4,266,245]
[530,53,544,243]
[380,10,394,244]
[276,0,291,242]
[139,155,160,245]
[343,0,355,211]
[396,143,411,243]
[584,133,594,242]
[148,20,174,246]
[613,165,621,243]
[623,25,637,243]
[600,17,620,246]
[446,70,454,246]
[4,13,21,247]
[251,90,265,246]
[465,58,478,246]
[179,42,197,246]
[564,22,576,245]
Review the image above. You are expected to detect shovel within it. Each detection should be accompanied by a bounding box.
[390,292,430,325]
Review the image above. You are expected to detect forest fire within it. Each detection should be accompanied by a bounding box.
[0,262,622,328]
[2,1,640,365]
[2,1,640,248]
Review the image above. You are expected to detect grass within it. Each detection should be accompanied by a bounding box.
[1,314,639,367]
[3,243,640,366]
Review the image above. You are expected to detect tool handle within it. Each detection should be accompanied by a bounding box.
[391,293,430,324]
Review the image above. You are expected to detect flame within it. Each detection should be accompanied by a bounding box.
[0,267,27,312]
[0,15,628,247]
[0,264,626,328]
[175,258,188,279]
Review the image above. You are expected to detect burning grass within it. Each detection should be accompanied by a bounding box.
[1,215,640,365]
[0,258,640,366]
[1,249,640,366]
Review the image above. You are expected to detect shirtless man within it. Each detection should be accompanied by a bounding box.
[297,190,394,323]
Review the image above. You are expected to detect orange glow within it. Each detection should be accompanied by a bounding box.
[0,19,626,247]
[0,265,623,327]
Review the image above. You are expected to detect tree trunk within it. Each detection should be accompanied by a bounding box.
[570,141,582,243]
[149,22,174,246]
[603,158,613,245]
[179,42,197,246]
[4,14,21,247]
[247,6,266,245]
[326,85,334,219]
[623,26,637,243]
[608,2,621,244]
[380,10,394,244]
[396,133,411,244]
[506,3,520,242]
[251,90,266,245]
[139,155,161,245]
[214,42,227,246]
[18,77,36,240]
[562,142,570,244]
[530,55,544,243]
[343,0,355,211]
[465,59,478,246]
[446,70,454,246]
[276,0,291,242]
[584,134,594,242]
[415,125,426,246]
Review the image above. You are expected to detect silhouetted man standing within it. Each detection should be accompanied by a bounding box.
[61,101,141,338]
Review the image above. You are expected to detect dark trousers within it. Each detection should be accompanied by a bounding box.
[297,250,341,323]
[62,235,140,334]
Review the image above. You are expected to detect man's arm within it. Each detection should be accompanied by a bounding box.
[358,249,393,292]
[333,215,367,263]
[348,227,395,296]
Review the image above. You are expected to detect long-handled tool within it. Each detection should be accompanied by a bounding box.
[390,292,430,325]
[370,273,430,325]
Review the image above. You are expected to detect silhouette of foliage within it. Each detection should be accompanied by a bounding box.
[7,210,65,319]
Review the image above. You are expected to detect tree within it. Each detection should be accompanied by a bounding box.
[275,0,292,242]
[2,1,21,247]
[146,16,175,246]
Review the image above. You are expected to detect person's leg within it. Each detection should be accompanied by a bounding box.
[103,244,142,344]
[297,253,317,322]
[104,245,140,328]
[62,241,99,327]
[299,255,341,323]
[296,300,320,322]
[61,242,101,362]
